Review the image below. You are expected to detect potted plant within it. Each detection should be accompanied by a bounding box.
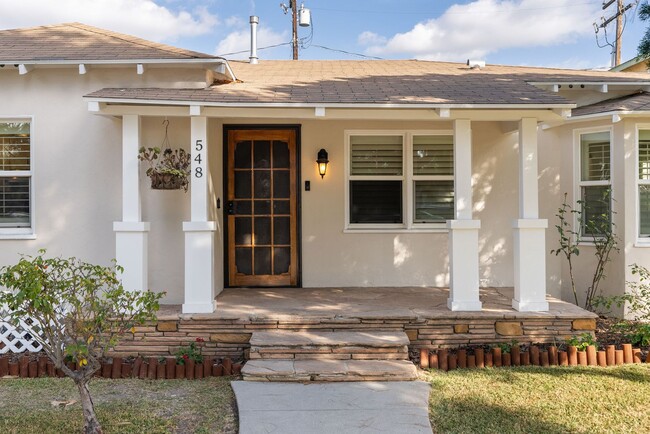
[138,147,190,192]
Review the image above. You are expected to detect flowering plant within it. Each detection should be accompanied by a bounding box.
[175,337,205,365]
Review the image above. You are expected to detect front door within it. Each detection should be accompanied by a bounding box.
[226,129,299,287]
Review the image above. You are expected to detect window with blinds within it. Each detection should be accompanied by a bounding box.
[350,135,403,176]
[0,121,31,230]
[638,130,650,237]
[349,135,403,224]
[347,132,454,228]
[578,131,611,237]
[413,135,454,223]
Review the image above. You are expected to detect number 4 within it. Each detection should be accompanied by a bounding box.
[194,154,202,164]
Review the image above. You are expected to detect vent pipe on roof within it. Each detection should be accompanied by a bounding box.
[467,59,485,69]
[249,16,259,65]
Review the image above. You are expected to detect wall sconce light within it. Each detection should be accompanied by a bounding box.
[316,148,329,179]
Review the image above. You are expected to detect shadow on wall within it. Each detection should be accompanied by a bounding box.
[473,122,518,288]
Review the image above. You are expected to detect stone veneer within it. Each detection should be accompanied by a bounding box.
[113,316,597,361]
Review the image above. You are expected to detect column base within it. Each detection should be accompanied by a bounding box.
[447,298,483,312]
[182,300,217,314]
[183,221,217,314]
[447,219,482,312]
[512,219,549,312]
[512,299,549,312]
[114,221,150,292]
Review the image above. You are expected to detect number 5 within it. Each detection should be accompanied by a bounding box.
[195,139,203,151]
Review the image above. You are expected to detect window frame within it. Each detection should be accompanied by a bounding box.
[344,129,453,233]
[0,116,35,239]
[636,124,650,244]
[573,126,613,242]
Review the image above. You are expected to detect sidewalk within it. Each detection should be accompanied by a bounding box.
[232,381,432,433]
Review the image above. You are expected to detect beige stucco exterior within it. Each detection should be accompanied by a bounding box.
[2,64,649,317]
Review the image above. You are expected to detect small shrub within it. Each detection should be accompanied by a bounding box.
[176,337,205,365]
[594,263,650,320]
[567,333,597,351]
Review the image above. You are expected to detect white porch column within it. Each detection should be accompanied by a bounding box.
[447,119,482,311]
[512,117,549,311]
[114,114,150,292]
[182,115,217,314]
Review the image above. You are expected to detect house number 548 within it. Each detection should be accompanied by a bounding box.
[194,139,203,178]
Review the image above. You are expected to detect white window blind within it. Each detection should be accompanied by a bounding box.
[578,131,611,237]
[350,135,403,176]
[638,130,650,237]
[0,121,31,230]
[581,132,610,181]
[413,135,453,176]
[0,122,30,171]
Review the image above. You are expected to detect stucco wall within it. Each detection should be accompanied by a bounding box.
[0,66,207,304]
[208,118,560,295]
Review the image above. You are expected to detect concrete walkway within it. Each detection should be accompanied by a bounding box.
[232,381,432,434]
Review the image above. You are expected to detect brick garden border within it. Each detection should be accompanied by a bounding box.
[0,354,242,380]
[419,342,646,370]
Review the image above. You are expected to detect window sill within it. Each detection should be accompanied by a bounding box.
[344,227,448,234]
[634,240,650,248]
[0,232,36,240]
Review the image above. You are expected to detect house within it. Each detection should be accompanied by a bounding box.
[611,56,649,73]
[2,22,650,331]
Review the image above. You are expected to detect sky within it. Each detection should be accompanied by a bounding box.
[0,0,648,69]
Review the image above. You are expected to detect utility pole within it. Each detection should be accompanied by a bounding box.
[292,0,298,60]
[597,0,635,67]
[615,0,624,66]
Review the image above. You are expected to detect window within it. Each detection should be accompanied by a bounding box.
[578,131,611,237]
[0,121,32,235]
[346,131,454,230]
[638,130,650,238]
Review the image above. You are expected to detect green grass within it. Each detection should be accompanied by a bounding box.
[0,377,237,434]
[424,365,650,434]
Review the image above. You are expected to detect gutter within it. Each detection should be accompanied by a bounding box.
[81,97,576,110]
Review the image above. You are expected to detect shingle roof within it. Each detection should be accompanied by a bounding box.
[572,91,650,116]
[0,23,216,62]
[85,60,650,106]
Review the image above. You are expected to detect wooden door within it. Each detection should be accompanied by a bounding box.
[226,129,298,287]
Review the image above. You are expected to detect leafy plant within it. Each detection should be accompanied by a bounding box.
[0,250,164,434]
[138,147,191,192]
[629,323,650,347]
[595,264,650,321]
[175,337,205,365]
[566,333,597,351]
[551,191,619,310]
[497,340,518,354]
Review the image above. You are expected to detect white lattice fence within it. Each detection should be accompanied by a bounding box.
[0,310,43,354]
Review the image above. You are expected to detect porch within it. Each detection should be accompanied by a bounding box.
[115,286,597,360]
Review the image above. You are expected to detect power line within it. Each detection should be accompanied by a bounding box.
[310,44,383,60]
[310,2,600,16]
[217,42,292,57]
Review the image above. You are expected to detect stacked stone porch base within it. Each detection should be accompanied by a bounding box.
[112,287,598,364]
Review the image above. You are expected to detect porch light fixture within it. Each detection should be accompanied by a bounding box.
[316,148,329,178]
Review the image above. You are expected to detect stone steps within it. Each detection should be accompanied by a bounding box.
[249,330,409,360]
[241,359,418,382]
[243,330,416,381]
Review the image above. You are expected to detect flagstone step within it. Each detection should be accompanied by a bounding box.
[248,330,409,360]
[241,359,418,382]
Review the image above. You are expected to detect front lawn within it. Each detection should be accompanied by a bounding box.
[0,377,237,434]
[424,365,650,434]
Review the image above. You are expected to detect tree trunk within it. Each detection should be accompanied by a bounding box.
[76,380,103,434]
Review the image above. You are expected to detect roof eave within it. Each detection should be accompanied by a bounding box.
[82,96,576,110]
